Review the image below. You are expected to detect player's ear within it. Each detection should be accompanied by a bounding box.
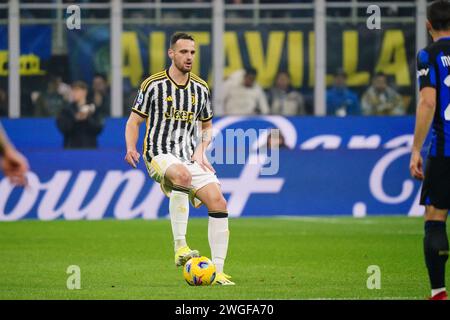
[168,47,174,60]
[426,20,433,35]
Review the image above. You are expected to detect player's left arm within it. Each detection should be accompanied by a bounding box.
[192,119,215,173]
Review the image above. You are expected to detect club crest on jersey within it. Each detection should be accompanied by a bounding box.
[136,91,144,105]
[164,106,194,123]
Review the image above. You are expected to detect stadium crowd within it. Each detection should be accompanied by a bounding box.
[0,66,408,121]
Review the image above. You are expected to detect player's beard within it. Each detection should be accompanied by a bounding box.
[174,59,192,74]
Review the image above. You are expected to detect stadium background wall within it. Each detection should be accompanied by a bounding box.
[0,23,417,113]
[0,116,426,221]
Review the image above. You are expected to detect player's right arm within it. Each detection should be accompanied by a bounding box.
[125,112,145,168]
[125,82,152,168]
[410,49,437,180]
[410,87,436,180]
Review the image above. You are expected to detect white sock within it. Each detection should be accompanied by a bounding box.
[169,190,189,252]
[208,215,229,274]
[431,287,446,297]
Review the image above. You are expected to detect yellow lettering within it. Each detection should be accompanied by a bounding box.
[375,30,410,86]
[224,32,243,79]
[0,51,8,76]
[122,32,143,87]
[245,31,285,88]
[20,54,46,76]
[288,32,303,88]
[150,32,166,75]
[309,32,314,87]
[343,31,370,86]
[0,52,46,76]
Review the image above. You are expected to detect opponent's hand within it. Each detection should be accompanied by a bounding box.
[409,149,424,180]
[192,151,215,173]
[0,147,29,186]
[125,149,140,168]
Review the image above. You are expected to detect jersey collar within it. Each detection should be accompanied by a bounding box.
[165,69,190,89]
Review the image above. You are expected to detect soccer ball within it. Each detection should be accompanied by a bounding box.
[183,256,216,286]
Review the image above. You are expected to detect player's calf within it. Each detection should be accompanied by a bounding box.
[424,206,449,298]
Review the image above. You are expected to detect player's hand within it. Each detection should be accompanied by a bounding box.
[409,149,424,180]
[125,149,140,168]
[192,151,215,173]
[0,147,29,186]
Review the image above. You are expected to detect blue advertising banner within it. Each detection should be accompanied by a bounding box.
[0,116,425,220]
[0,25,52,76]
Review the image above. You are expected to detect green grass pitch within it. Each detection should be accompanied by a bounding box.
[0,216,447,300]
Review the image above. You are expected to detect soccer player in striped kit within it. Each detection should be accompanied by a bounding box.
[410,0,450,300]
[125,33,234,285]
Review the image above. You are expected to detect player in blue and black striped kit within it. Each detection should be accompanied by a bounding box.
[410,0,450,300]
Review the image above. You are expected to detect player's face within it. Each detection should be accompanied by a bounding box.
[170,39,196,73]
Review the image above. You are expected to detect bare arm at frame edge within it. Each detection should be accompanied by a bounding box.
[125,112,146,168]
[410,87,436,180]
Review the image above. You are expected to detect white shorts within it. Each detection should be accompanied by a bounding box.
[144,153,220,208]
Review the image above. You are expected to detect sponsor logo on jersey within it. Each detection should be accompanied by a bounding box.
[417,68,429,78]
[164,106,194,123]
[441,55,450,68]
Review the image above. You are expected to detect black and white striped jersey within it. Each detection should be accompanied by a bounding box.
[131,70,213,162]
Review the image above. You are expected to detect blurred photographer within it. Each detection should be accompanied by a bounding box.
[56,81,104,149]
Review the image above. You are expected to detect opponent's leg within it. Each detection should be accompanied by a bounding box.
[195,183,234,285]
[424,205,449,300]
[165,164,199,266]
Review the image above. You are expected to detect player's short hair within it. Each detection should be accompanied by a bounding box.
[71,81,88,91]
[427,0,450,31]
[170,32,195,48]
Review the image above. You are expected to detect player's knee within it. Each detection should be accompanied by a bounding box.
[210,195,227,211]
[424,206,448,222]
[172,169,192,187]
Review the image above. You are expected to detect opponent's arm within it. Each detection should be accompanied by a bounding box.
[125,112,146,168]
[410,87,436,180]
[192,119,215,173]
[0,124,29,186]
[0,123,10,156]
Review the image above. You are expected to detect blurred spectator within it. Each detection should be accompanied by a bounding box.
[223,68,269,115]
[268,71,305,115]
[0,87,7,117]
[89,73,110,117]
[55,76,72,103]
[56,81,104,149]
[34,75,68,117]
[266,130,288,149]
[361,73,405,115]
[326,69,360,116]
[225,0,253,19]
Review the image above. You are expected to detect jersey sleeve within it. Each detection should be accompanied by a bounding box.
[416,49,437,90]
[199,89,214,122]
[131,83,153,118]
